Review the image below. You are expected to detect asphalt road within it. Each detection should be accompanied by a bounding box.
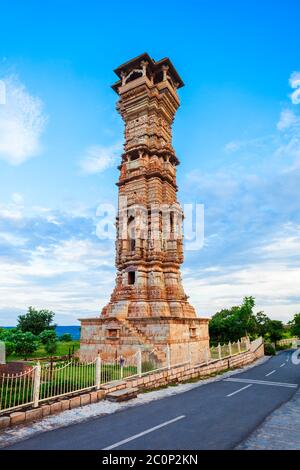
[4,350,300,450]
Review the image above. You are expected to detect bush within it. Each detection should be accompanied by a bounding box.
[39,330,58,345]
[276,343,292,351]
[264,343,276,356]
[13,331,39,360]
[44,340,58,356]
[4,341,15,357]
[59,333,72,342]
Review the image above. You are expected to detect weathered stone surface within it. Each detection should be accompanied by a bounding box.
[90,391,98,403]
[69,396,81,409]
[10,411,25,425]
[97,390,106,400]
[0,416,10,429]
[80,394,91,406]
[25,408,43,422]
[79,53,210,366]
[50,402,62,414]
[106,387,138,402]
[41,404,50,417]
[60,400,70,411]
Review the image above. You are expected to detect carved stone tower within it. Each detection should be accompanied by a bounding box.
[79,53,210,364]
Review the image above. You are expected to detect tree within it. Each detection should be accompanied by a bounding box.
[255,311,271,338]
[209,297,257,344]
[13,332,38,360]
[59,333,72,342]
[268,320,284,345]
[17,307,56,336]
[289,313,300,338]
[39,330,58,345]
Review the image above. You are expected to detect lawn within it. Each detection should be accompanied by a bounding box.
[7,340,80,362]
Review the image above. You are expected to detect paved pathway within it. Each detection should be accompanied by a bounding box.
[237,388,300,449]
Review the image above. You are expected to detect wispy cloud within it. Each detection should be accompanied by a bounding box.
[79,143,122,174]
[0,75,47,165]
[0,203,115,325]
[277,109,300,131]
[289,71,300,105]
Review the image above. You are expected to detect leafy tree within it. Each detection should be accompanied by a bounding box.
[17,307,56,336]
[209,297,257,344]
[59,333,72,342]
[255,311,271,338]
[13,332,38,360]
[289,313,300,338]
[39,329,58,345]
[268,320,284,345]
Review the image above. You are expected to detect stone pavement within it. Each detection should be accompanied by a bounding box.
[237,389,300,449]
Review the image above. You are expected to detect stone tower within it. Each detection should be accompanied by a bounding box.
[79,53,210,365]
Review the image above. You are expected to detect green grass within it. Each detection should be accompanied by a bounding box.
[6,340,80,362]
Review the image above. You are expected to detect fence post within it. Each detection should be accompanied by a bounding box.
[33,362,41,408]
[229,341,232,356]
[95,354,101,390]
[166,344,171,370]
[237,340,241,353]
[218,343,222,360]
[137,348,142,377]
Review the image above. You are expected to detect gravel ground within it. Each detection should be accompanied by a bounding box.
[0,356,269,449]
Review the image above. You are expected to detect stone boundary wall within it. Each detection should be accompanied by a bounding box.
[0,341,264,430]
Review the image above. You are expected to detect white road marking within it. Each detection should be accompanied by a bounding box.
[227,384,253,397]
[280,363,286,368]
[266,370,276,377]
[224,378,297,389]
[102,415,186,450]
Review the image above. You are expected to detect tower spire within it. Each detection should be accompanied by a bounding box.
[80,54,210,365]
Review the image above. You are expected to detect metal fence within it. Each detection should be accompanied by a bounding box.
[210,339,248,361]
[0,338,251,416]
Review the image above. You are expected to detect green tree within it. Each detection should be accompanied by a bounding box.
[39,329,58,345]
[268,320,284,345]
[255,311,271,338]
[17,307,56,336]
[289,313,300,338]
[209,297,257,344]
[59,333,72,342]
[13,332,38,360]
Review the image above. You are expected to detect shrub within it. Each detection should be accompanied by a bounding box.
[276,343,292,351]
[4,341,15,357]
[264,343,276,356]
[39,330,58,345]
[59,333,72,342]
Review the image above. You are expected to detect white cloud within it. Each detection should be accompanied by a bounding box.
[289,71,300,105]
[0,236,115,325]
[79,143,122,174]
[11,192,24,205]
[277,109,299,131]
[183,223,300,323]
[0,75,47,165]
[224,141,241,153]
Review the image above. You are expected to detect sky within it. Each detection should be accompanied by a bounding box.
[0,0,300,325]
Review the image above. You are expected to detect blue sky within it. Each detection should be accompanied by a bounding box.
[0,0,300,325]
